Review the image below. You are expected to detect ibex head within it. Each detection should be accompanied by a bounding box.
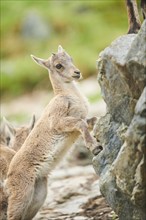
[1,115,35,151]
[31,45,82,83]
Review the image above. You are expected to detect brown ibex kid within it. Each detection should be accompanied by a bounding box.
[6,45,101,220]
[0,115,36,180]
[0,115,35,180]
[0,116,35,220]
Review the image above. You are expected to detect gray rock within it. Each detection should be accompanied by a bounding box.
[93,21,146,220]
[21,11,50,40]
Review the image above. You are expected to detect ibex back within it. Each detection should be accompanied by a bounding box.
[6,45,100,220]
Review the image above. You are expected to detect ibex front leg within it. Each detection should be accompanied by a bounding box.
[55,117,102,155]
[86,116,98,131]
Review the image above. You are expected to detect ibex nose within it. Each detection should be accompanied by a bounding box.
[72,70,81,80]
[74,71,80,75]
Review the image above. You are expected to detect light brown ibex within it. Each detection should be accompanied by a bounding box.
[6,45,101,220]
[0,115,36,179]
[1,115,35,151]
[0,116,35,220]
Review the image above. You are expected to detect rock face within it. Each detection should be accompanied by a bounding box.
[93,21,146,220]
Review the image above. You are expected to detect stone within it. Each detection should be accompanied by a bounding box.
[93,20,146,220]
[21,11,50,40]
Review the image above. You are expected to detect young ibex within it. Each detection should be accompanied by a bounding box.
[0,116,35,220]
[0,146,15,220]
[1,115,35,151]
[126,0,146,33]
[6,45,101,220]
[0,115,35,180]
[0,119,13,147]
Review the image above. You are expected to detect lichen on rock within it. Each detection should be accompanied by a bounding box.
[93,20,146,220]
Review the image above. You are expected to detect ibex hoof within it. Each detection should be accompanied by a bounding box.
[92,145,103,156]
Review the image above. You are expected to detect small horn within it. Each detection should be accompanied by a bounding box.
[58,45,64,53]
[29,114,36,131]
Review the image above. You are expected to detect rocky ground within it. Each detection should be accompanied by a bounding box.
[1,77,118,220]
[34,157,118,220]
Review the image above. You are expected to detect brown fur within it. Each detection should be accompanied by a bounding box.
[0,185,8,220]
[0,146,15,181]
[0,116,35,220]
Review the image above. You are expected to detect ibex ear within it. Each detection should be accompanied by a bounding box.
[58,45,64,53]
[31,55,50,69]
[28,114,36,131]
[2,117,16,135]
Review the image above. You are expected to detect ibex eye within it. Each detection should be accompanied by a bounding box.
[56,64,62,69]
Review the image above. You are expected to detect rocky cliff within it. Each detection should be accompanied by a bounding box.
[93,21,146,220]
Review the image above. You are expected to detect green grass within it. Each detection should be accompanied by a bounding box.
[0,112,34,125]
[1,58,49,98]
[0,0,132,99]
[88,92,102,103]
[6,113,29,124]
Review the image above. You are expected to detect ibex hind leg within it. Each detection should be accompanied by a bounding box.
[7,183,34,220]
[24,177,48,220]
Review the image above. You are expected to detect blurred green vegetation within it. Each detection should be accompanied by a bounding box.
[1,0,133,99]
[88,92,102,103]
